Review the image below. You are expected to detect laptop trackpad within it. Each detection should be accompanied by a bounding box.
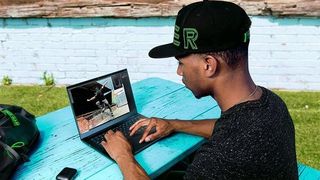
[132,126,156,135]
[128,126,157,153]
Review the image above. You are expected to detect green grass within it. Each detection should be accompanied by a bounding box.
[274,91,320,170]
[0,85,319,169]
[0,85,68,116]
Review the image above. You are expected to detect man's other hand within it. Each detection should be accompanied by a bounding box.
[129,117,174,143]
[101,130,133,162]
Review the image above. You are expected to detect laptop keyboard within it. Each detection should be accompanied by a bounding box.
[113,116,147,137]
[90,115,146,147]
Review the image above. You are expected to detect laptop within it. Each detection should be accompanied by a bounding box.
[66,69,158,158]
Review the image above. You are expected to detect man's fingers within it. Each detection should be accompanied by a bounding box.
[130,121,148,136]
[101,141,113,157]
[115,131,126,138]
[129,118,148,130]
[139,122,155,143]
[104,129,114,141]
[145,131,161,142]
[100,140,108,150]
[129,123,143,136]
[104,132,108,140]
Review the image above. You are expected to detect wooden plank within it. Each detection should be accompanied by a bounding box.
[0,0,319,18]
[139,88,218,119]
[298,163,320,180]
[35,106,73,130]
[132,77,184,113]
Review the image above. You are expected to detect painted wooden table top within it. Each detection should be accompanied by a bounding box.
[13,78,320,180]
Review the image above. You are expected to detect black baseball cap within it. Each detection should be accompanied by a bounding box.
[149,0,251,58]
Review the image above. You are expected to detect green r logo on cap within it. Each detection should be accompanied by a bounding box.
[173,26,198,50]
[173,25,181,47]
[183,28,198,50]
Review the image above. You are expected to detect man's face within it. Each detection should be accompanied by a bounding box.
[176,54,206,99]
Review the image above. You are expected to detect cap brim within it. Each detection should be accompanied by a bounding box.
[149,43,189,59]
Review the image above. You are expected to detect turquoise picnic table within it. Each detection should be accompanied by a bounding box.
[13,78,320,179]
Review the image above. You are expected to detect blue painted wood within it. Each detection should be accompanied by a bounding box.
[298,163,320,180]
[13,78,218,179]
[132,77,184,113]
[12,78,320,179]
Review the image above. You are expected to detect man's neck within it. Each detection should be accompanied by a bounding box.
[211,71,262,112]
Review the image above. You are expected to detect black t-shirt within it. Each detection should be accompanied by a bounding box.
[185,87,298,179]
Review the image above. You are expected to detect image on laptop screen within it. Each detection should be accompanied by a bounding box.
[69,74,130,134]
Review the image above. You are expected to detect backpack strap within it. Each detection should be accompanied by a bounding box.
[0,141,20,161]
[0,108,20,127]
[0,110,9,127]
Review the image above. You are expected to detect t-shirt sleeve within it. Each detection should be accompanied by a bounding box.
[184,121,234,179]
[184,142,228,179]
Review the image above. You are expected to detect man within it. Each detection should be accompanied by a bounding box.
[87,86,114,117]
[101,1,298,179]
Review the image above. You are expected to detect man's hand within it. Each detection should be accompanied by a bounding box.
[129,117,174,143]
[101,130,133,162]
[101,130,149,179]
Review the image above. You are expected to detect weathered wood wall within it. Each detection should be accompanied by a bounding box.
[0,0,319,18]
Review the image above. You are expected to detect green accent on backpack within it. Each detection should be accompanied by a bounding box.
[0,104,40,180]
[11,142,25,149]
[1,109,20,126]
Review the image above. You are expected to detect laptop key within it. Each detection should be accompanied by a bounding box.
[91,116,157,149]
[91,134,105,144]
[112,116,141,137]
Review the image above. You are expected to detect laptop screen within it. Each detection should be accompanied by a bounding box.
[67,69,137,137]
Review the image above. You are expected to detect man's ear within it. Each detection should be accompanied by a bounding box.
[202,55,218,77]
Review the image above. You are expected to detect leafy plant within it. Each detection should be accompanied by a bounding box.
[41,71,55,86]
[2,75,12,85]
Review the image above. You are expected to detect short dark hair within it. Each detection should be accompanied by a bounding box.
[205,42,249,69]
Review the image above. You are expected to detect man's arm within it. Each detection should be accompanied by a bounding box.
[130,118,216,143]
[170,119,215,138]
[116,156,149,180]
[101,130,149,180]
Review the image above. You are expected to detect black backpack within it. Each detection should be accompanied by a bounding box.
[0,104,40,180]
